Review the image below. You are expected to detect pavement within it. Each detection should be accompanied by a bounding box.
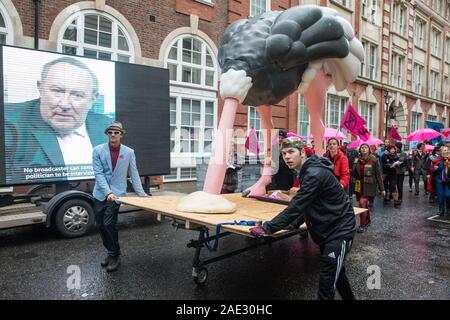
[0,182,449,300]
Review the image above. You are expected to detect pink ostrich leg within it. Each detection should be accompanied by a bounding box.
[304,68,326,156]
[203,98,239,195]
[246,105,274,196]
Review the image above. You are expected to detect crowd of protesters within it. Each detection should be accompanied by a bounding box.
[224,129,450,235]
[271,132,450,233]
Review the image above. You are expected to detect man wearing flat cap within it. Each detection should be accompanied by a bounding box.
[92,120,148,272]
[250,137,356,300]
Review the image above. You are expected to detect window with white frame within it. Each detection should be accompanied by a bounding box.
[248,106,265,155]
[444,76,449,101]
[430,70,440,99]
[390,53,405,88]
[371,0,378,23]
[326,94,348,129]
[166,94,217,181]
[334,0,352,9]
[427,114,437,122]
[59,11,133,62]
[431,27,441,57]
[413,63,424,95]
[446,37,450,61]
[298,95,310,138]
[164,167,197,182]
[414,17,427,49]
[166,36,217,89]
[391,2,407,37]
[171,97,216,154]
[250,0,270,17]
[362,0,368,17]
[359,101,375,133]
[362,0,378,23]
[432,0,442,13]
[361,40,377,79]
[0,2,13,45]
[410,112,423,132]
[0,10,7,44]
[360,41,366,77]
[165,35,218,182]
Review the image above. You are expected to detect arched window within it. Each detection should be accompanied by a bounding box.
[58,11,133,62]
[0,1,13,45]
[164,35,218,181]
[166,35,217,89]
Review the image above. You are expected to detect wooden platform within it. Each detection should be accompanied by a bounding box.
[119,193,367,237]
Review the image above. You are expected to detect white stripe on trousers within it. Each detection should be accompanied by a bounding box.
[334,240,346,289]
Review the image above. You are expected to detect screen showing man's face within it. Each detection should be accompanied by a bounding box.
[38,62,97,135]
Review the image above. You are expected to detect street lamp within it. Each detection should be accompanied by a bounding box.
[384,91,392,140]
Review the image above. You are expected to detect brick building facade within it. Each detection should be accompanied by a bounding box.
[1,0,450,183]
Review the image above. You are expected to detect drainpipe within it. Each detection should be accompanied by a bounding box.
[33,0,41,49]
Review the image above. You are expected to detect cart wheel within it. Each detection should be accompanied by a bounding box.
[193,267,208,285]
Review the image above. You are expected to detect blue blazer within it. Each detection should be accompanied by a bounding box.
[92,143,147,201]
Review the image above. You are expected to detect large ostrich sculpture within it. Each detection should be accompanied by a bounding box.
[177,5,363,212]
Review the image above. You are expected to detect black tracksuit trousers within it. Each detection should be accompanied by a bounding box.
[318,237,355,300]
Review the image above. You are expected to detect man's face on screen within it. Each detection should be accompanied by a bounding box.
[38,62,97,136]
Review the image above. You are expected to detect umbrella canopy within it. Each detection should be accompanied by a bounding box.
[407,128,441,142]
[286,132,304,140]
[308,128,346,141]
[348,137,384,149]
[425,144,435,152]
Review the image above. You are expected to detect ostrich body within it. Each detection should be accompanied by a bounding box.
[203,5,364,196]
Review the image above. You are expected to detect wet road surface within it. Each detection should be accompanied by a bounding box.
[0,184,449,300]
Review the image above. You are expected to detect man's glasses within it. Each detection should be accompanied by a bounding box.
[107,131,121,135]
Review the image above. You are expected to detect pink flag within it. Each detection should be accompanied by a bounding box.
[340,104,371,141]
[389,126,402,141]
[245,128,260,154]
[441,128,450,141]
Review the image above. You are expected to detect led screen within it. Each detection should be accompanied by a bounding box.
[0,46,170,186]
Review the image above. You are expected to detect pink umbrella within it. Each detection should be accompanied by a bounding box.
[308,128,346,141]
[287,132,304,140]
[407,128,442,141]
[348,137,384,149]
[425,144,435,152]
[271,131,304,145]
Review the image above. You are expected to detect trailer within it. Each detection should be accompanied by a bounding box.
[0,179,159,237]
[119,193,367,285]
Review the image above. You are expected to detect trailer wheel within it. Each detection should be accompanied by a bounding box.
[54,199,94,238]
[193,267,208,285]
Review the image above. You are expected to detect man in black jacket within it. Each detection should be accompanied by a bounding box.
[250,137,356,300]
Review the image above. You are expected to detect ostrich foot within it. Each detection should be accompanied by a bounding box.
[242,175,273,197]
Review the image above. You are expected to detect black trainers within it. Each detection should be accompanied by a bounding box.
[299,230,309,240]
[106,256,121,272]
[415,191,419,196]
[101,256,112,268]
